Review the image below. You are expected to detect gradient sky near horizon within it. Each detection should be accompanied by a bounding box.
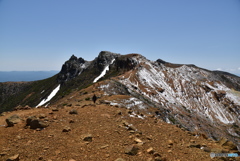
[0,0,240,75]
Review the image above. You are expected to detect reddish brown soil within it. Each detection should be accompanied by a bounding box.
[0,84,239,161]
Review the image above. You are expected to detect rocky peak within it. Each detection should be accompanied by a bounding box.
[114,54,140,72]
[69,55,78,61]
[156,59,167,64]
[57,55,89,83]
[94,51,120,70]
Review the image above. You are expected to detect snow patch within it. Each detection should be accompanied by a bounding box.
[36,85,60,107]
[110,102,119,106]
[129,111,145,119]
[93,59,115,83]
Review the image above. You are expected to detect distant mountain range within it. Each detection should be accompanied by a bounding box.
[0,71,58,82]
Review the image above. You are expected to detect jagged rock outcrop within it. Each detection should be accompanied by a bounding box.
[93,51,120,71]
[57,51,120,84]
[57,55,90,83]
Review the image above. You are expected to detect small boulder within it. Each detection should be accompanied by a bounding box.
[168,140,174,145]
[29,119,49,129]
[125,144,139,155]
[69,109,78,115]
[147,147,154,154]
[38,114,46,119]
[62,126,71,132]
[116,110,122,115]
[153,152,161,157]
[134,138,143,143]
[82,134,93,142]
[0,152,7,156]
[134,138,143,145]
[128,125,137,131]
[69,119,75,123]
[26,116,37,126]
[187,143,201,148]
[146,135,153,140]
[6,115,21,127]
[6,154,20,161]
[201,146,211,152]
[52,107,59,111]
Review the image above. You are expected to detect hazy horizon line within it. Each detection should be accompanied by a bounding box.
[0,70,59,72]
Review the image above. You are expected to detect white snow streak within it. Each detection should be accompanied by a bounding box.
[36,85,60,107]
[93,59,115,83]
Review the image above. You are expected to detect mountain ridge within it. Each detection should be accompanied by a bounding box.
[0,51,240,151]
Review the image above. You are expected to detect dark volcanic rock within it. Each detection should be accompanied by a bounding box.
[26,116,37,126]
[94,51,120,72]
[58,55,89,83]
[28,118,49,129]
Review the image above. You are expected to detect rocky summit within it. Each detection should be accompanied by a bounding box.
[0,51,240,160]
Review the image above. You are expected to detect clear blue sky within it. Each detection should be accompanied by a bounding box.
[0,0,240,75]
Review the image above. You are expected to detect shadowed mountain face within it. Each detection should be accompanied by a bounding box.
[1,51,240,149]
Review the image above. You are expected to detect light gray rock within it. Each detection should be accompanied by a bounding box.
[6,115,21,127]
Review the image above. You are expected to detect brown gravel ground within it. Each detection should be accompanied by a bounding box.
[0,84,239,161]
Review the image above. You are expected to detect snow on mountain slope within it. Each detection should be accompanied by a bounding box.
[93,54,240,149]
[117,55,239,124]
[93,59,115,83]
[36,84,60,107]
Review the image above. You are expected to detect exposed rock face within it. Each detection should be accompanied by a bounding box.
[58,55,89,83]
[94,51,120,71]
[57,51,120,84]
[115,54,139,72]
